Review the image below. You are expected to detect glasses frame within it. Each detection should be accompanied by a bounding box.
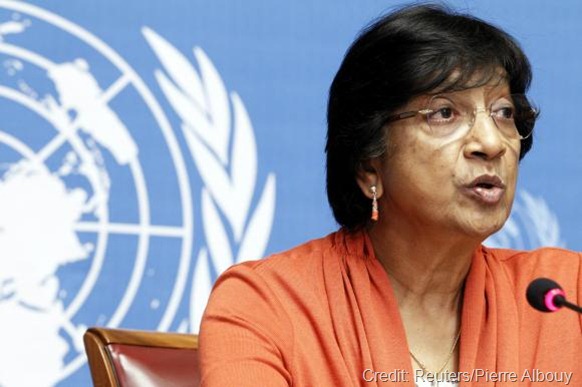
[384,94,538,140]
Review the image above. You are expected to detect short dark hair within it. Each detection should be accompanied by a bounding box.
[326,4,536,230]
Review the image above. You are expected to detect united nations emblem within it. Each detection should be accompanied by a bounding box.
[0,2,275,386]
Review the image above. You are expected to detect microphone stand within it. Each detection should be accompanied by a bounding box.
[555,296,582,314]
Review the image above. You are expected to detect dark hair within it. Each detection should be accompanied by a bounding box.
[326,3,536,230]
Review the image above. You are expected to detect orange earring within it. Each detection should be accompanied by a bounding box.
[371,185,378,221]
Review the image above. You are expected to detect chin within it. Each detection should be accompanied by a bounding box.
[462,215,507,240]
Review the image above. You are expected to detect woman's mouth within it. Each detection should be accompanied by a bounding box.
[463,175,506,204]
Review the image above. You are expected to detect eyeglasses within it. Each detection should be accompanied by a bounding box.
[385,94,538,140]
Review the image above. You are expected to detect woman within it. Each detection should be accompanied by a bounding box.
[200,4,582,386]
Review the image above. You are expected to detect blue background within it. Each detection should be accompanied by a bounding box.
[40,0,582,251]
[1,1,581,385]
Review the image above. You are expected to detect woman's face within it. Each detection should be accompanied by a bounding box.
[370,81,521,239]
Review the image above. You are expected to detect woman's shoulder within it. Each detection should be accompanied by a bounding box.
[485,245,581,268]
[484,246,582,291]
[227,230,339,278]
[207,230,351,308]
[486,245,581,264]
[199,233,346,386]
[200,230,352,368]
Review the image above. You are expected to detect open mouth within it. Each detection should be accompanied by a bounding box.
[475,182,495,189]
[469,175,505,189]
[464,175,506,204]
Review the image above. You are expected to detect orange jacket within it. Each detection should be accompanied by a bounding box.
[200,230,582,386]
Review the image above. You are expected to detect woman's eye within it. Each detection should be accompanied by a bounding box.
[495,107,514,120]
[429,107,455,121]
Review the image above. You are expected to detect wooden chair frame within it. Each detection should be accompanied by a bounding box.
[84,327,199,387]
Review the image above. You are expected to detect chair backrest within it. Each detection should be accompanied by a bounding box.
[83,327,200,387]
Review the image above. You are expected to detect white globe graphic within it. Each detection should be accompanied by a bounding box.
[485,190,564,250]
[0,1,193,385]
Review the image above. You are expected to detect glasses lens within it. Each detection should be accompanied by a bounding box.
[490,94,536,139]
[425,95,465,137]
[512,94,537,139]
[490,95,519,138]
[425,94,537,139]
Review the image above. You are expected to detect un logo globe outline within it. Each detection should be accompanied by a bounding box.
[0,0,193,383]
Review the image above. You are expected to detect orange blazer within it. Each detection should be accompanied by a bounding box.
[200,230,582,386]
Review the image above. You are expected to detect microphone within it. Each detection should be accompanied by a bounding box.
[526,278,582,314]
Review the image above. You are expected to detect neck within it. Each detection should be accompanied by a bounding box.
[366,212,484,375]
[367,219,479,313]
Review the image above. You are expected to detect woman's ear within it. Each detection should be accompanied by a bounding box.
[355,158,383,199]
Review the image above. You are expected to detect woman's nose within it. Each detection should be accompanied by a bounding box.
[463,109,507,160]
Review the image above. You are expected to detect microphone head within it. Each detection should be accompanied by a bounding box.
[526,277,565,313]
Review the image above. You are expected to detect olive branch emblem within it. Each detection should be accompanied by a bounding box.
[144,28,276,332]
